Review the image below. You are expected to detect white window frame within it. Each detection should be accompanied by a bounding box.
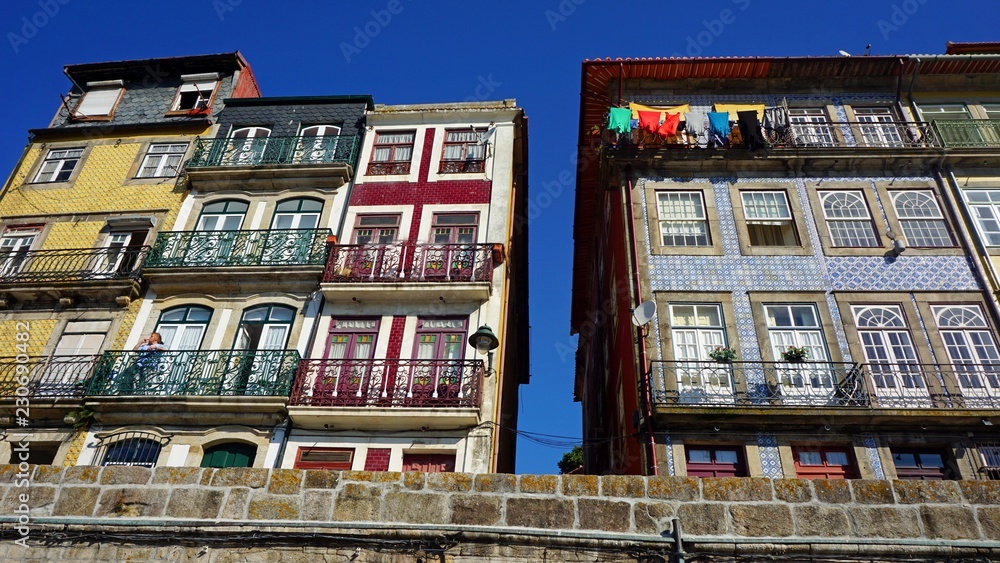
[933,305,1000,402]
[656,191,710,247]
[853,107,903,147]
[740,191,797,246]
[890,190,952,247]
[137,143,188,178]
[789,108,835,147]
[169,74,219,112]
[819,191,880,247]
[32,148,84,183]
[965,190,1000,246]
[73,82,124,119]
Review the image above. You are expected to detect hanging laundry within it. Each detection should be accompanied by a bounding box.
[629,102,691,120]
[608,107,632,134]
[685,111,707,146]
[657,112,681,137]
[714,103,765,121]
[763,107,788,132]
[708,112,731,139]
[737,110,767,151]
[638,111,661,134]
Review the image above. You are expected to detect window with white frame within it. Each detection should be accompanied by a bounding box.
[73,82,124,119]
[657,192,709,246]
[965,190,1000,246]
[0,226,39,277]
[741,191,799,246]
[764,304,829,363]
[979,443,1000,479]
[669,304,726,361]
[789,108,835,147]
[170,74,219,112]
[819,191,880,247]
[368,131,415,175]
[933,305,1000,368]
[137,143,187,178]
[854,107,903,147]
[440,129,486,173]
[852,305,923,393]
[890,191,953,247]
[32,148,84,183]
[352,215,400,245]
[984,104,1000,121]
[918,103,971,121]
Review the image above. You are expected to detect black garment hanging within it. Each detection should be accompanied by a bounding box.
[737,110,767,151]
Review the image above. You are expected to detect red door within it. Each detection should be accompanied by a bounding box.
[401,453,455,473]
[793,447,859,479]
[685,446,747,477]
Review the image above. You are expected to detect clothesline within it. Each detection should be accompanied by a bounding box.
[605,100,792,149]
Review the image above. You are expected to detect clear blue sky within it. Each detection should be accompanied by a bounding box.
[1,0,998,474]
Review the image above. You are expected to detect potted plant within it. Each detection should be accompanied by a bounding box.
[781,345,809,363]
[708,346,737,364]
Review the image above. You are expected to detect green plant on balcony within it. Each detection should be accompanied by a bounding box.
[708,346,737,364]
[781,345,809,363]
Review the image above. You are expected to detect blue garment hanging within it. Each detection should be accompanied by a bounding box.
[708,112,731,139]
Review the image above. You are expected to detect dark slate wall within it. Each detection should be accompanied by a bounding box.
[52,75,237,128]
[211,102,368,139]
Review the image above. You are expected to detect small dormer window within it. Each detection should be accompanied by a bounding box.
[169,73,220,114]
[73,80,124,121]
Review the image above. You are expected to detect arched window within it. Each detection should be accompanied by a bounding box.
[234,305,295,351]
[271,198,323,230]
[196,200,248,232]
[98,431,168,468]
[201,442,257,468]
[155,305,212,350]
[228,127,271,164]
[298,125,342,163]
[890,191,952,247]
[819,191,879,247]
[933,305,1000,397]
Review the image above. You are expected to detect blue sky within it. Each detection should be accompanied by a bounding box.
[1,0,998,474]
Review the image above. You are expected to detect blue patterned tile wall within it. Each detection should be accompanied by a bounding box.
[862,433,887,479]
[757,432,784,478]
[662,433,676,476]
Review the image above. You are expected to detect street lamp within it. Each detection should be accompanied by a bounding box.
[468,325,499,376]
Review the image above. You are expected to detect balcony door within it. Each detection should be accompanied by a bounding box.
[789,108,835,147]
[933,305,1000,406]
[854,107,903,147]
[853,305,929,407]
[920,104,979,146]
[154,306,212,394]
[95,229,147,278]
[412,318,466,401]
[764,304,835,404]
[228,126,271,164]
[343,215,402,280]
[265,198,323,264]
[669,304,731,404]
[423,213,478,280]
[191,200,248,265]
[297,125,341,163]
[0,227,37,278]
[231,305,294,394]
[321,318,379,404]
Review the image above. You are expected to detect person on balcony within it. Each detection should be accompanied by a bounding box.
[115,333,167,393]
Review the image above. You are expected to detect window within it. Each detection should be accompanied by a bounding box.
[169,74,218,112]
[853,107,903,147]
[137,143,187,178]
[933,305,1000,401]
[853,305,927,405]
[819,191,880,247]
[413,318,467,400]
[431,213,477,244]
[201,443,256,468]
[368,131,415,175]
[272,198,323,230]
[740,191,798,246]
[294,447,354,470]
[155,305,212,350]
[53,320,109,357]
[890,191,953,247]
[32,148,84,183]
[685,446,746,477]
[316,318,380,404]
[402,453,455,473]
[789,108,835,147]
[234,305,294,352]
[73,82,123,119]
[891,448,957,480]
[657,192,709,246]
[196,200,248,231]
[426,214,479,280]
[920,103,978,146]
[965,190,1000,246]
[669,304,732,402]
[22,442,59,466]
[984,105,1000,121]
[99,433,166,468]
[0,226,38,277]
[440,129,486,173]
[352,215,400,245]
[764,304,829,362]
[919,103,971,121]
[979,444,1000,480]
[226,127,271,164]
[793,446,858,479]
[95,229,147,277]
[297,125,342,163]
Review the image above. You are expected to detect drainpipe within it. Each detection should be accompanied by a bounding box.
[937,165,1000,330]
[271,418,292,469]
[906,57,922,120]
[624,164,657,476]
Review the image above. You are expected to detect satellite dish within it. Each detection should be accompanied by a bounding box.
[631,301,657,327]
[838,50,851,57]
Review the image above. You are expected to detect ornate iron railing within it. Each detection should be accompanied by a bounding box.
[187,135,360,168]
[323,243,497,284]
[0,355,100,399]
[290,358,484,408]
[649,361,866,407]
[146,229,329,268]
[931,119,1000,148]
[0,247,149,283]
[650,361,1000,410]
[367,161,411,175]
[87,349,300,397]
[439,159,486,173]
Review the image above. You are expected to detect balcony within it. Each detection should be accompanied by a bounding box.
[288,358,484,430]
[144,229,329,293]
[931,119,1000,148]
[0,247,148,306]
[321,243,500,302]
[0,355,99,399]
[649,361,1000,425]
[184,135,360,190]
[84,349,300,425]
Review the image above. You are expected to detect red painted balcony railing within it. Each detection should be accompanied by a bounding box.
[323,243,498,284]
[290,358,484,408]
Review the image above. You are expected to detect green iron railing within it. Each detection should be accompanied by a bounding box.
[87,349,300,397]
[0,247,148,283]
[146,229,329,268]
[931,119,1000,148]
[187,135,360,168]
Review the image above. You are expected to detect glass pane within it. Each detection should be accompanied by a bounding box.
[766,306,792,327]
[715,450,738,464]
[790,306,818,327]
[688,449,711,463]
[918,453,945,468]
[893,452,917,467]
[826,452,849,466]
[799,451,823,465]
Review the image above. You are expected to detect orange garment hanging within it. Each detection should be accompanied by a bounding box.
[657,112,681,137]
[638,111,661,134]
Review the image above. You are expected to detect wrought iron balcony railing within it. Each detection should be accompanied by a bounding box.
[87,349,300,397]
[323,243,497,284]
[650,360,1000,410]
[187,135,360,168]
[931,119,1000,148]
[291,358,484,408]
[0,247,149,284]
[0,355,100,399]
[146,229,329,268]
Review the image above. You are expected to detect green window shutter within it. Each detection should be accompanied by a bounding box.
[201,443,256,468]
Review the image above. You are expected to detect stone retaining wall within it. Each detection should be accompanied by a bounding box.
[1,465,999,561]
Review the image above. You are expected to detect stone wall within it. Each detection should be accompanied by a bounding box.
[1,465,998,562]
